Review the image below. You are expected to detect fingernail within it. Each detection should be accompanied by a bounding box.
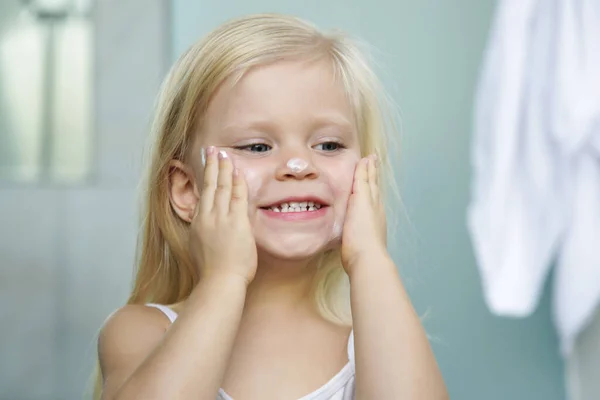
[218,150,228,159]
[200,148,206,167]
[206,146,216,155]
[233,167,239,177]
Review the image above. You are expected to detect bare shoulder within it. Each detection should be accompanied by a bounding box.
[97,304,172,392]
[98,304,171,362]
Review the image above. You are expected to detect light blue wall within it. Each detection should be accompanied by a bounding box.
[170,1,566,399]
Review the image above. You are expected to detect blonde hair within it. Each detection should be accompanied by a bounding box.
[92,13,399,398]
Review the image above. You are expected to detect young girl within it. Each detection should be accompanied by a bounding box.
[95,13,447,400]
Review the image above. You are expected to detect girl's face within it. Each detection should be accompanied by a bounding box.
[193,59,361,261]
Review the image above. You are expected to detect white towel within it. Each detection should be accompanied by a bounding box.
[467,0,600,356]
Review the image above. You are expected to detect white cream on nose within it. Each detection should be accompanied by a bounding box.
[287,157,309,173]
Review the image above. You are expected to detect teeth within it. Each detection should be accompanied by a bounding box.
[267,201,325,212]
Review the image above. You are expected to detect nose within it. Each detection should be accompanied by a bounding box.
[275,154,319,181]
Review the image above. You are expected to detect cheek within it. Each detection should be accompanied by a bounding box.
[328,158,359,201]
[242,168,263,200]
[334,169,355,195]
[324,157,359,229]
[327,164,356,240]
[332,174,353,218]
[229,156,266,201]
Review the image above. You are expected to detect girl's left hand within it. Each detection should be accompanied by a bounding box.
[341,154,388,275]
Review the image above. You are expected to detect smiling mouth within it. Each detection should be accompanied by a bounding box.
[261,201,326,213]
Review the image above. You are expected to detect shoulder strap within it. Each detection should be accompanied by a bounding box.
[145,303,178,323]
[347,329,354,364]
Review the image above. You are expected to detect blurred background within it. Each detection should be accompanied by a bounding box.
[1,0,598,399]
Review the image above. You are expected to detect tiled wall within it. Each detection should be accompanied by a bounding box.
[0,1,169,398]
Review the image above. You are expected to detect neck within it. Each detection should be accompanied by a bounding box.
[245,254,320,311]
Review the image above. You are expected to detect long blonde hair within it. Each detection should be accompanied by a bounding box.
[93,13,398,398]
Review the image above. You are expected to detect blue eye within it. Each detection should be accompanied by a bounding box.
[239,143,271,153]
[315,141,344,152]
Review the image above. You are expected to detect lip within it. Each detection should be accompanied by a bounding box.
[260,206,329,221]
[260,196,330,209]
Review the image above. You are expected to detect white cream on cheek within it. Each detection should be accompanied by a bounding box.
[329,221,343,242]
[200,147,206,167]
[227,154,266,206]
[326,157,359,241]
[240,166,264,201]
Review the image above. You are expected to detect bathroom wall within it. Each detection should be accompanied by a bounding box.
[0,1,169,398]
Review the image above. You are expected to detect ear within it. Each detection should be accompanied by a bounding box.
[169,160,199,223]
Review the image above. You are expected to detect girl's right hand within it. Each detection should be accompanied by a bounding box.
[189,146,257,285]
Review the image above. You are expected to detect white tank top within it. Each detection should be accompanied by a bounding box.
[146,303,356,400]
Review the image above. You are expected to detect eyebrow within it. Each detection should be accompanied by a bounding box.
[309,114,354,129]
[222,114,355,134]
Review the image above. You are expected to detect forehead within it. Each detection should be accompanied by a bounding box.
[203,58,355,134]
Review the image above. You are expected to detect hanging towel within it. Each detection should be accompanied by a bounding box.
[467,0,600,356]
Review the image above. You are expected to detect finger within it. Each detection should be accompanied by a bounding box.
[214,150,234,215]
[352,157,369,194]
[199,146,218,213]
[189,200,201,222]
[230,167,249,214]
[367,154,379,203]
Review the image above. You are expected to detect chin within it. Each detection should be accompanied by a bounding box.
[256,235,333,262]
